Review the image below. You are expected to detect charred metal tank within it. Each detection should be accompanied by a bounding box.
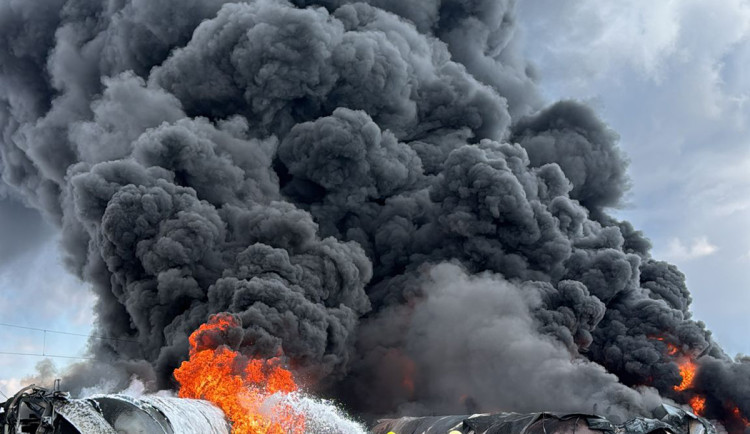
[0,385,230,434]
[2,385,718,434]
[372,405,717,434]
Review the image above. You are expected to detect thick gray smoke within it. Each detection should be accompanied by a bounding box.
[1,0,749,429]
[353,263,663,421]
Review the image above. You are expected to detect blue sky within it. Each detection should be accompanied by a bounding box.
[518,0,750,356]
[1,0,749,397]
[0,230,95,397]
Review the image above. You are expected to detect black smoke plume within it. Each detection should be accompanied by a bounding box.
[1,0,748,429]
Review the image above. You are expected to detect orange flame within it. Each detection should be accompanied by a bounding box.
[651,336,708,416]
[665,343,679,356]
[689,395,706,416]
[174,314,305,434]
[732,406,750,427]
[651,336,680,356]
[674,358,697,392]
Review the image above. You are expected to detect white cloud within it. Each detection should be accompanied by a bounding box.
[520,0,750,87]
[519,0,681,86]
[685,153,750,219]
[519,0,750,145]
[663,236,719,261]
[0,377,23,400]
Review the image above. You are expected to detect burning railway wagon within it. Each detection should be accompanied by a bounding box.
[0,385,722,434]
[372,405,717,434]
[0,386,230,434]
[3,0,750,432]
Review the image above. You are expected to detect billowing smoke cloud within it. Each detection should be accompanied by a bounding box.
[351,263,663,421]
[1,0,749,429]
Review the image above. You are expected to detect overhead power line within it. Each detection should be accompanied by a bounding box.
[0,322,142,361]
[0,322,139,344]
[0,350,94,361]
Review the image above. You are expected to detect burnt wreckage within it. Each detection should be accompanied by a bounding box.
[373,406,717,434]
[0,386,229,434]
[2,386,718,434]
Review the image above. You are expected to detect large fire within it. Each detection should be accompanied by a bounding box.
[174,314,305,433]
[689,396,706,415]
[673,354,705,416]
[670,353,750,428]
[651,337,707,416]
[673,358,697,392]
[668,354,711,418]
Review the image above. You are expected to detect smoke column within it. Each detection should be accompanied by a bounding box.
[1,0,748,428]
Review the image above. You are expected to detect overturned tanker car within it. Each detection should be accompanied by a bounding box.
[0,385,230,434]
[372,405,717,434]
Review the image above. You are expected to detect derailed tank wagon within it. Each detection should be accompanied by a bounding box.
[372,405,717,434]
[1,385,719,434]
[0,385,230,434]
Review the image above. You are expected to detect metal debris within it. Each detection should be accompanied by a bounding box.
[1,386,230,434]
[372,404,717,434]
